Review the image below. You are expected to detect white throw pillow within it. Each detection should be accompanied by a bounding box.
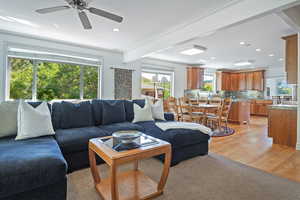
[16,101,55,140]
[132,99,153,123]
[149,99,165,121]
[0,101,19,138]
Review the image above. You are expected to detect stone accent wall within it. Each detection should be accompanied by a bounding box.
[114,68,132,99]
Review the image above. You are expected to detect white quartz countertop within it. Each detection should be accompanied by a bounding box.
[268,104,297,110]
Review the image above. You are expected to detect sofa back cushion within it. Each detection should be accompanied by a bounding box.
[52,101,93,129]
[91,99,103,126]
[0,101,19,138]
[102,100,126,125]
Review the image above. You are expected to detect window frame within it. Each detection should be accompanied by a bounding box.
[141,68,175,97]
[203,72,216,92]
[5,54,102,101]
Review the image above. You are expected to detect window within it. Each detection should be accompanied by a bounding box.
[203,74,214,92]
[276,80,292,95]
[8,57,100,101]
[266,78,292,97]
[9,58,33,99]
[141,70,173,99]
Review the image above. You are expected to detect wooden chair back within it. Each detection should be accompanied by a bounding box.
[220,98,232,120]
[178,97,191,114]
[197,96,208,104]
[166,97,179,115]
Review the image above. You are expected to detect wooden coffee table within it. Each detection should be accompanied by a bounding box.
[88,135,172,200]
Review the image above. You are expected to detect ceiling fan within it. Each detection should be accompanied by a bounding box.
[36,0,123,29]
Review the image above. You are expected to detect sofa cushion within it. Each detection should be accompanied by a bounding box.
[55,127,109,154]
[0,136,67,199]
[0,101,19,138]
[102,100,126,125]
[98,122,145,134]
[91,99,103,126]
[136,121,210,148]
[59,101,93,129]
[124,100,134,122]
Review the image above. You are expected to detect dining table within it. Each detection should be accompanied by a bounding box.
[192,104,220,126]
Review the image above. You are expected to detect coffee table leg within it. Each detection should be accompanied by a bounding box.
[110,163,119,200]
[89,149,101,184]
[157,147,171,192]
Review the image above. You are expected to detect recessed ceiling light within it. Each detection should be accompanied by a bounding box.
[113,28,119,32]
[269,54,274,57]
[279,58,284,61]
[210,57,216,60]
[240,41,246,45]
[180,45,207,56]
[256,48,261,52]
[234,61,253,66]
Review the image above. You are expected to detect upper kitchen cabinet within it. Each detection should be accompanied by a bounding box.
[238,73,247,91]
[282,34,298,84]
[253,71,264,91]
[246,72,254,90]
[216,70,264,91]
[187,67,204,89]
[216,71,231,91]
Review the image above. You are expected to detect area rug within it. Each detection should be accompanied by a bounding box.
[67,153,300,200]
[211,126,235,137]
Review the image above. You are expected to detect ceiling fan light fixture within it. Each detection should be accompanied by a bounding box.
[180,45,207,56]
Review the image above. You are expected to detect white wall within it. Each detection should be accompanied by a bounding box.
[0,32,187,101]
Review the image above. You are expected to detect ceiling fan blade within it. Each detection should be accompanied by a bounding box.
[36,6,70,14]
[88,7,123,23]
[78,11,92,29]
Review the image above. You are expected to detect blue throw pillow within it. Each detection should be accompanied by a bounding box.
[102,100,126,125]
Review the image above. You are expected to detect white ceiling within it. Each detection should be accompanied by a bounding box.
[0,0,235,51]
[147,13,297,69]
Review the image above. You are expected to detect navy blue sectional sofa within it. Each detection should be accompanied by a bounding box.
[0,99,210,200]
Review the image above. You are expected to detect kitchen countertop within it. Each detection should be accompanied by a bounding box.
[268,104,297,110]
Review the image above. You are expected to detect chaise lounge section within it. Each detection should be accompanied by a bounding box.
[0,99,210,200]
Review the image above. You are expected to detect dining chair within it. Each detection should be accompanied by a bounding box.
[166,97,181,121]
[186,98,205,124]
[207,98,232,131]
[178,97,193,122]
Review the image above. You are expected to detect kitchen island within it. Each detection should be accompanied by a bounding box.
[268,104,297,148]
[228,100,250,124]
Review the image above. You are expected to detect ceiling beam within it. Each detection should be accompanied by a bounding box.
[124,0,300,63]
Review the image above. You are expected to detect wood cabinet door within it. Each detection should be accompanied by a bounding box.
[246,72,254,90]
[253,71,264,91]
[187,67,204,89]
[250,103,255,115]
[283,35,298,84]
[230,73,239,91]
[239,73,246,91]
[222,72,231,90]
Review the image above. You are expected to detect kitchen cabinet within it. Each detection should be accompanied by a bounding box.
[250,100,273,116]
[230,73,239,91]
[187,67,204,89]
[216,70,264,91]
[246,72,254,90]
[238,73,247,91]
[228,101,250,124]
[268,106,297,148]
[253,71,264,91]
[282,34,298,84]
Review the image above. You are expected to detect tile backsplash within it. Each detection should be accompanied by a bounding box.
[218,90,264,99]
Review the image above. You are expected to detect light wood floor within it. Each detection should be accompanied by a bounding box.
[210,116,300,183]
